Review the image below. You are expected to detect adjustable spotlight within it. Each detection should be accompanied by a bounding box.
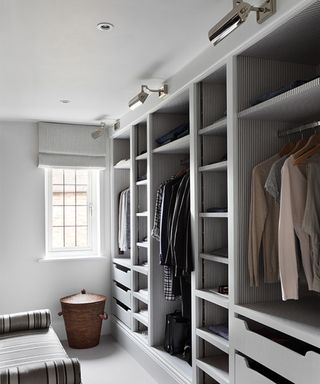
[208,0,276,46]
[129,84,168,110]
[91,122,105,139]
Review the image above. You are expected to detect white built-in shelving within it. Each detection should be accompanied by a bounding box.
[111,3,320,383]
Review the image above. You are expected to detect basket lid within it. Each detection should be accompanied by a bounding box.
[60,289,106,304]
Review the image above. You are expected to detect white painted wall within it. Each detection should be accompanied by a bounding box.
[0,121,111,339]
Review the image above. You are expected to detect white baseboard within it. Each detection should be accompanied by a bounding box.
[111,316,191,384]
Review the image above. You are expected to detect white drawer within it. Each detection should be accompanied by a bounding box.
[112,298,131,328]
[235,355,275,384]
[233,317,320,384]
[113,264,131,289]
[113,282,131,308]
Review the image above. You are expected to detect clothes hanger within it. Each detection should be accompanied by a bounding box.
[279,141,296,157]
[293,126,320,161]
[294,143,320,165]
[286,129,307,155]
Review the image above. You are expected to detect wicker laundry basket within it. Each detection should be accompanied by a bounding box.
[59,289,107,349]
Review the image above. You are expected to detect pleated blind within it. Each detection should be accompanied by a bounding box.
[38,122,106,169]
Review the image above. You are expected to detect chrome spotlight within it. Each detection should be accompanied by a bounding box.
[129,84,168,110]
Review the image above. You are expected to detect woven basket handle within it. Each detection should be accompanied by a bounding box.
[98,312,108,320]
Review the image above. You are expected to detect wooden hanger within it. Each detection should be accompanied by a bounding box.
[293,131,320,160]
[294,143,320,165]
[279,142,296,157]
[287,138,308,155]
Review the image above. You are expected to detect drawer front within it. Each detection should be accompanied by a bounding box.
[236,355,275,384]
[112,299,131,328]
[233,317,320,384]
[113,264,131,289]
[113,282,131,308]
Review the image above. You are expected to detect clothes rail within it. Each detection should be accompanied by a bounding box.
[278,121,320,138]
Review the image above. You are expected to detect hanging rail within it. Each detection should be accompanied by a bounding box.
[278,121,320,137]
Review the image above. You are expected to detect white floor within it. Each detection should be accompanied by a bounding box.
[64,335,159,384]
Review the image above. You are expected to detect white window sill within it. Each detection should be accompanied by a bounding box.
[38,255,107,263]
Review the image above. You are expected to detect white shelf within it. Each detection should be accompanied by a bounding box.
[199,212,228,218]
[238,77,320,122]
[200,253,228,265]
[196,328,229,354]
[113,258,131,269]
[199,118,227,136]
[136,211,148,217]
[196,356,229,384]
[199,161,227,173]
[153,135,190,154]
[133,291,149,304]
[136,242,149,249]
[136,179,148,186]
[114,159,131,169]
[234,297,320,349]
[133,312,149,327]
[195,289,229,309]
[132,265,149,275]
[136,152,148,160]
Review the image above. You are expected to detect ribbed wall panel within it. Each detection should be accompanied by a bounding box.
[113,139,130,165]
[236,120,291,305]
[202,83,226,129]
[238,56,318,111]
[202,136,227,166]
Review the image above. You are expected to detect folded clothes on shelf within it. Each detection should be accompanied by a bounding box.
[139,309,149,318]
[137,174,147,181]
[207,207,228,213]
[207,324,229,340]
[251,79,307,106]
[155,123,189,146]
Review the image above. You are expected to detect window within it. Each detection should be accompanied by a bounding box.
[45,168,100,258]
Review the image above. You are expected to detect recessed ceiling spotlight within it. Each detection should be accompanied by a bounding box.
[96,22,114,32]
[60,99,71,104]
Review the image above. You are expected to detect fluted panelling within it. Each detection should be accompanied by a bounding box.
[202,82,227,129]
[202,135,227,166]
[113,139,130,165]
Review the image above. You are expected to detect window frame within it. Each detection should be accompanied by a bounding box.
[44,168,100,259]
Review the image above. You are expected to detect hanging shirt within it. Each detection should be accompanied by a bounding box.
[118,188,130,252]
[248,154,280,287]
[278,156,313,300]
[302,158,320,292]
[265,155,288,203]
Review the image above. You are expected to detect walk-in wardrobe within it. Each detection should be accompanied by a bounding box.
[111,1,320,383]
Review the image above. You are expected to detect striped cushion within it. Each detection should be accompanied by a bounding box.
[0,310,51,334]
[0,358,81,384]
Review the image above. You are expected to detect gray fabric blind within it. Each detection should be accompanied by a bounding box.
[38,122,106,169]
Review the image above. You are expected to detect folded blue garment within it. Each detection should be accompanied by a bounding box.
[207,324,229,340]
[156,123,189,145]
[251,80,307,106]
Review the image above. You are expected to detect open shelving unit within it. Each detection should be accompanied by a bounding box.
[111,3,320,383]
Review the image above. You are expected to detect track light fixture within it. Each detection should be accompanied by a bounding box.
[208,0,276,46]
[91,122,105,139]
[129,84,168,110]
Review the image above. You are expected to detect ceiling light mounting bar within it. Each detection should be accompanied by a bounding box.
[141,84,168,97]
[233,0,276,23]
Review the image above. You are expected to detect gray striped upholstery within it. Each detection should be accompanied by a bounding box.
[0,358,81,384]
[0,311,81,384]
[0,310,51,334]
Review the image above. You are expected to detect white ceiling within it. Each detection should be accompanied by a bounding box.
[0,0,230,125]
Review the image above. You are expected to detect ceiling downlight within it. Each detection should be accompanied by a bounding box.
[96,22,114,32]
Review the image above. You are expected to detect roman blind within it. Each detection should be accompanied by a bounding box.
[38,122,106,169]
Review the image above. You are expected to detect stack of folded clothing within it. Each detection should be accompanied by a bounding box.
[156,123,189,146]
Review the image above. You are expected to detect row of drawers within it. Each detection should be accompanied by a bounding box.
[234,317,320,384]
[112,264,131,327]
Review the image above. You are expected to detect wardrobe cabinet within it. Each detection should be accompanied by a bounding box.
[111,2,320,383]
